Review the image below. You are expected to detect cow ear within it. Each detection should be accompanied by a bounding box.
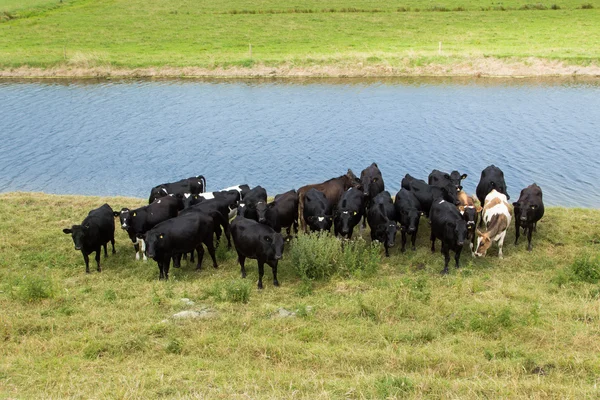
[476,229,484,236]
[461,174,468,180]
[512,202,520,208]
[113,211,120,217]
[63,228,72,234]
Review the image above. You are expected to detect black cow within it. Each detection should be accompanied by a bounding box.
[237,186,267,221]
[476,165,510,205]
[394,188,423,252]
[360,163,385,226]
[63,204,115,273]
[114,196,181,261]
[401,174,459,216]
[144,212,217,280]
[367,191,398,257]
[182,189,241,218]
[179,198,232,249]
[231,216,285,289]
[334,187,364,239]
[513,183,544,251]
[429,199,468,274]
[303,188,333,232]
[428,169,468,192]
[148,175,206,203]
[256,190,299,237]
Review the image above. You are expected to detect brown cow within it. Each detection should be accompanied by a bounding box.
[298,169,361,232]
[456,190,482,255]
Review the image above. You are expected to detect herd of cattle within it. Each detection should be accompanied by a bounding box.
[62,164,545,288]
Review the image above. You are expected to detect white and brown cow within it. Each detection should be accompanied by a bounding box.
[475,189,511,259]
[457,190,482,255]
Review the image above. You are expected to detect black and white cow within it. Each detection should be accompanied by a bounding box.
[143,212,217,280]
[114,196,181,261]
[256,190,299,237]
[428,169,468,192]
[401,174,459,216]
[231,215,285,289]
[182,189,241,219]
[429,199,468,274]
[237,186,267,221]
[333,187,364,239]
[367,191,398,257]
[303,188,333,232]
[63,204,115,273]
[513,183,544,251]
[394,188,423,253]
[148,175,206,203]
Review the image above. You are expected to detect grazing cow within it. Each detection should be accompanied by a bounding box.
[303,188,334,232]
[428,169,468,192]
[143,212,217,280]
[231,216,285,289]
[148,175,206,203]
[298,169,362,232]
[256,190,299,237]
[63,204,115,273]
[334,187,365,239]
[476,165,510,206]
[360,163,385,226]
[401,174,459,216]
[394,188,423,252]
[429,199,468,274]
[475,190,512,258]
[367,191,398,257]
[456,190,482,255]
[513,183,544,251]
[114,196,181,261]
[237,186,268,221]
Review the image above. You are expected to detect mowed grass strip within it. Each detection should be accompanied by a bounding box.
[1,192,599,398]
[0,0,598,70]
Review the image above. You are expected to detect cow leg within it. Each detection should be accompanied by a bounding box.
[400,230,407,253]
[533,222,537,232]
[348,226,354,240]
[189,250,195,263]
[441,244,450,274]
[223,219,232,250]
[514,219,521,245]
[82,252,90,274]
[455,246,463,269]
[103,243,108,257]
[268,259,280,287]
[158,259,164,280]
[257,261,265,289]
[111,237,116,254]
[95,248,101,272]
[173,254,182,268]
[527,225,534,252]
[163,256,171,280]
[134,242,140,260]
[214,224,222,248]
[411,231,418,251]
[384,243,390,257]
[238,253,247,278]
[430,231,436,253]
[204,236,218,269]
[196,245,205,271]
[498,231,507,259]
[140,239,147,261]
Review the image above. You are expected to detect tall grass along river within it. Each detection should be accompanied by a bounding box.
[1,78,600,206]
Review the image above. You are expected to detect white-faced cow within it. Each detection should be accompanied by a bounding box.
[513,183,544,251]
[63,204,115,273]
[475,190,512,259]
[456,190,482,255]
[303,188,333,232]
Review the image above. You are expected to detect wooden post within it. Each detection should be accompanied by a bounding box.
[249,44,252,59]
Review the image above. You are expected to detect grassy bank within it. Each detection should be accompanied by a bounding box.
[1,0,600,77]
[1,192,600,398]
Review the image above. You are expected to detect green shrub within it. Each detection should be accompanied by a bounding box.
[580,3,594,9]
[290,233,381,280]
[9,275,54,302]
[570,254,600,283]
[223,279,251,304]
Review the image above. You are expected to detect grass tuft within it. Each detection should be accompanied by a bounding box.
[375,375,414,397]
[8,275,55,302]
[223,279,251,303]
[580,3,594,8]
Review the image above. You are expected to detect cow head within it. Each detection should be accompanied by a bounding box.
[256,201,268,223]
[236,202,248,218]
[182,193,201,209]
[450,171,468,191]
[113,208,134,229]
[474,229,492,257]
[144,231,164,259]
[360,163,384,199]
[513,202,538,223]
[375,222,398,249]
[63,225,89,251]
[306,215,333,232]
[346,169,363,190]
[401,209,422,234]
[336,209,360,237]
[260,232,284,261]
[452,219,468,249]
[458,205,481,238]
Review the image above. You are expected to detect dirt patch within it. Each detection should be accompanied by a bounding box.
[1,57,599,79]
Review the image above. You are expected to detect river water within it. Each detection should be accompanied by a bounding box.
[1,78,599,207]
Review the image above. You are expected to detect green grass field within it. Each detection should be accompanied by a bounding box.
[1,192,599,398]
[0,0,599,74]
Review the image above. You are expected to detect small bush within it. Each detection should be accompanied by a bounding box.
[165,338,183,354]
[290,233,380,280]
[550,4,561,9]
[397,7,410,12]
[375,375,414,397]
[429,6,450,11]
[519,3,548,10]
[571,254,600,283]
[580,3,594,9]
[10,275,54,302]
[223,280,251,304]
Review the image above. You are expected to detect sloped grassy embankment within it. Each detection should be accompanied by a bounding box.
[0,192,599,398]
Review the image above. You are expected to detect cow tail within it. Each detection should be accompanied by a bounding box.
[198,175,206,193]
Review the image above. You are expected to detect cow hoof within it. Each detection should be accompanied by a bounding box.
[440,270,449,275]
[135,254,140,261]
[412,247,417,251]
[213,264,218,269]
[273,280,280,287]
[257,283,264,290]
[401,248,406,253]
[527,246,533,252]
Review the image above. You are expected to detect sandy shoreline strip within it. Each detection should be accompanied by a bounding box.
[1,57,599,79]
